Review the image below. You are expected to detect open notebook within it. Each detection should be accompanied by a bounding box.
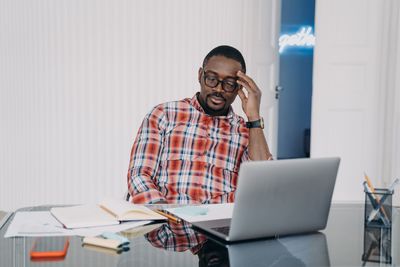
[50,199,166,229]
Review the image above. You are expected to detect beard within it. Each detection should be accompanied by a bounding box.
[197,92,229,116]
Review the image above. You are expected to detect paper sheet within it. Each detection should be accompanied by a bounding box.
[4,211,151,238]
[166,203,234,223]
[0,212,13,230]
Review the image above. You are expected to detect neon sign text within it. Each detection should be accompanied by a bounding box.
[279,26,315,53]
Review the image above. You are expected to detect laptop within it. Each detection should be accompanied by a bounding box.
[192,157,340,242]
[198,232,330,267]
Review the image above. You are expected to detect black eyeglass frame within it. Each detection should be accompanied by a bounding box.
[202,70,240,93]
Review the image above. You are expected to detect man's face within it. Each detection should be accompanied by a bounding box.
[198,55,243,116]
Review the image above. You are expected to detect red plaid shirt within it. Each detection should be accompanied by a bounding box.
[127,93,250,204]
[145,221,207,254]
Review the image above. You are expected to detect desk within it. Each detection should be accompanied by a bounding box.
[1,204,399,266]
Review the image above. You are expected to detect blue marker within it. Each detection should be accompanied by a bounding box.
[101,232,130,247]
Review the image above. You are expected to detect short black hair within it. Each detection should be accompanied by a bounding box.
[202,45,246,73]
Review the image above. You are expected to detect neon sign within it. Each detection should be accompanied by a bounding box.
[279,26,315,53]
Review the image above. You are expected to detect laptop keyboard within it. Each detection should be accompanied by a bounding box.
[211,226,230,235]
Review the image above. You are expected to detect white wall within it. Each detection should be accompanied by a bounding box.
[312,0,400,204]
[0,0,279,211]
[385,0,400,205]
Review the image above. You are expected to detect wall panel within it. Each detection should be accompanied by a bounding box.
[312,0,400,204]
[0,0,278,211]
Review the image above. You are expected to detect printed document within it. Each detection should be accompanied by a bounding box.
[4,211,151,238]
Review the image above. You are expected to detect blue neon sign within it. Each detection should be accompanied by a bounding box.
[279,26,315,54]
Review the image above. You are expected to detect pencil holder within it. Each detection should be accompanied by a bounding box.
[362,226,392,264]
[362,188,393,264]
[364,188,392,228]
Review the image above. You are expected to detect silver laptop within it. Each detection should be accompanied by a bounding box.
[192,157,340,242]
[199,232,330,267]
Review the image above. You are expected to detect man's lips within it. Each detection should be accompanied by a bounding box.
[208,95,225,105]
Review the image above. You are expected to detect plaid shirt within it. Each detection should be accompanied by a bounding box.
[127,93,250,204]
[145,221,207,254]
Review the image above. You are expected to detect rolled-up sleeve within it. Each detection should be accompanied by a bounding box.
[127,105,167,204]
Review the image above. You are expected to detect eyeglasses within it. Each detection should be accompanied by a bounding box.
[203,71,239,93]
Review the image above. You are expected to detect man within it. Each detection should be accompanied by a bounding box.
[127,45,272,204]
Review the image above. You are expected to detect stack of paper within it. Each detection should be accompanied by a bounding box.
[4,211,152,238]
[4,199,167,238]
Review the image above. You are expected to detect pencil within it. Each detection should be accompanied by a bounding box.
[364,172,390,223]
[154,210,182,224]
[364,173,376,193]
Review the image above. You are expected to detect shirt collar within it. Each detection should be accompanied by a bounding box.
[190,93,235,119]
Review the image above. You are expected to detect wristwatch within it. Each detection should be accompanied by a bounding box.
[246,117,264,129]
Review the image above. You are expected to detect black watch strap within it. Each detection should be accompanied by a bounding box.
[246,117,264,129]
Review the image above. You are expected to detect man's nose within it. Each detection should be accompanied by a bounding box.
[214,82,224,93]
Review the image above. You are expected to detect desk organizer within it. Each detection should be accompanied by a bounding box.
[362,188,393,264]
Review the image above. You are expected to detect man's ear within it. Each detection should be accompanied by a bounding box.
[198,67,203,83]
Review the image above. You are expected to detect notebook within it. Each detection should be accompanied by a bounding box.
[50,199,166,229]
[192,157,340,242]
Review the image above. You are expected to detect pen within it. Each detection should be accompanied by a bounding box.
[367,178,399,222]
[363,181,377,203]
[154,210,182,224]
[363,182,389,226]
[387,178,399,193]
[364,173,389,218]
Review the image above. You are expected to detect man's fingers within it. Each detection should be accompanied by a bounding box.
[237,88,247,102]
[237,79,250,89]
[237,71,260,94]
[237,71,256,87]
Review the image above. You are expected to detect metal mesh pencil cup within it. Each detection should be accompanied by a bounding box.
[362,188,393,264]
